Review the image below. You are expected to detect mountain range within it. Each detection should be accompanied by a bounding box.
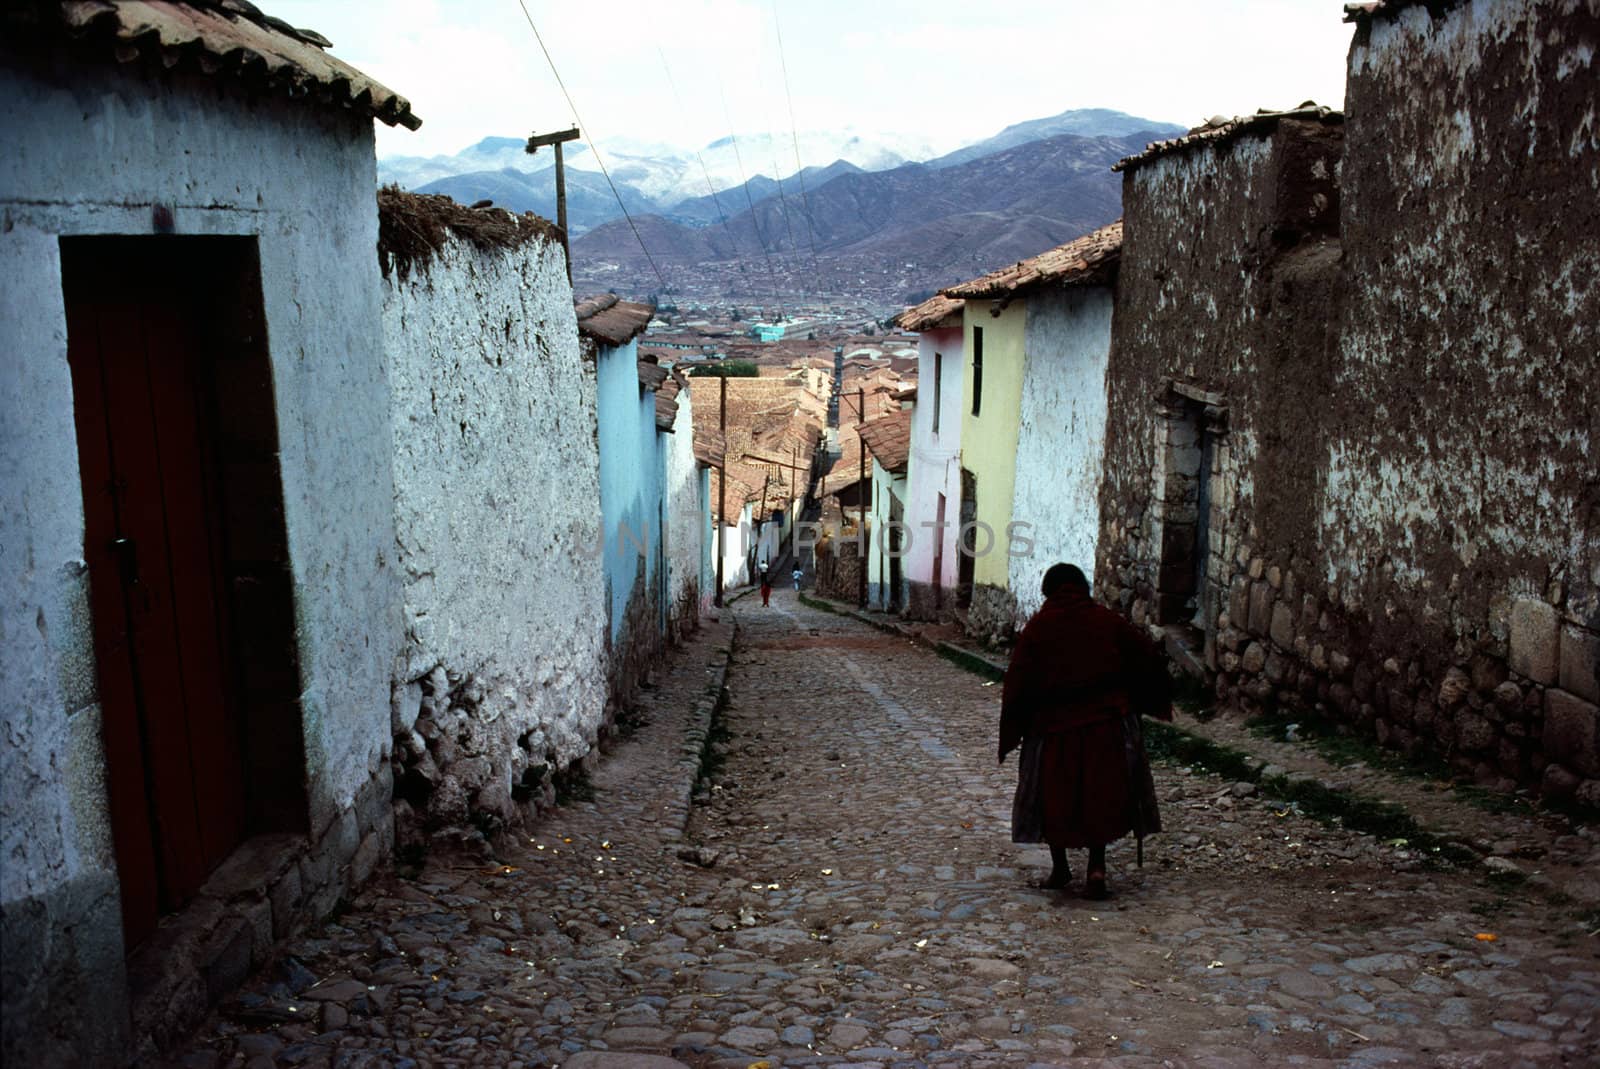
[377,109,1185,238]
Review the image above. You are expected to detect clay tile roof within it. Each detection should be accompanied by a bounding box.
[857,409,911,474]
[820,462,872,499]
[692,425,725,469]
[654,367,685,431]
[1113,104,1343,174]
[26,1,421,129]
[576,293,653,346]
[894,293,964,332]
[942,221,1123,300]
[638,357,668,393]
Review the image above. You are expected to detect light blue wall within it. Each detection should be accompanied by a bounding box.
[595,338,663,640]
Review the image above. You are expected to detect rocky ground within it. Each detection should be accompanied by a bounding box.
[164,590,1599,1068]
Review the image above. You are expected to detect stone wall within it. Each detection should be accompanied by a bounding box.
[816,535,866,603]
[1318,0,1599,796]
[967,582,1020,649]
[381,216,610,845]
[1099,0,1599,798]
[1097,116,1344,640]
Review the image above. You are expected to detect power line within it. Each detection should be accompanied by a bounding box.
[514,0,668,293]
[771,1,825,289]
[654,45,780,317]
[720,88,787,321]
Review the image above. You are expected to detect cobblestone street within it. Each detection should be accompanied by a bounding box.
[170,591,1599,1069]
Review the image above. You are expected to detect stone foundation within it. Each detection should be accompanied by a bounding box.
[1201,550,1600,802]
[815,540,865,603]
[128,765,393,1062]
[904,579,947,622]
[966,583,1018,649]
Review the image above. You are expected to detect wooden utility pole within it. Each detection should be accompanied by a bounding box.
[857,386,867,608]
[789,443,798,557]
[715,374,726,607]
[525,127,581,283]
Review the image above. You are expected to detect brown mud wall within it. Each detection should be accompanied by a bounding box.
[1097,0,1600,799]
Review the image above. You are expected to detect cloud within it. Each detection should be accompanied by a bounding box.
[268,0,1348,162]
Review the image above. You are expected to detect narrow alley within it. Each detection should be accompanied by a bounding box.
[170,591,1598,1069]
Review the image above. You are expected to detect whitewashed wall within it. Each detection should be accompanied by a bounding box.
[663,388,705,633]
[716,507,754,591]
[1010,288,1114,623]
[0,59,402,1064]
[383,230,608,826]
[904,325,964,617]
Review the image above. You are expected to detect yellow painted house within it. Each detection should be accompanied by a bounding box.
[957,299,1026,628]
[941,221,1123,645]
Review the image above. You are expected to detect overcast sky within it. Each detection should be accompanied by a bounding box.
[270,0,1352,162]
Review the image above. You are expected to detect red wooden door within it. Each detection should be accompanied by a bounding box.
[67,283,246,949]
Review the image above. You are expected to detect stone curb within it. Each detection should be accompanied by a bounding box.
[658,618,739,843]
[798,591,1007,680]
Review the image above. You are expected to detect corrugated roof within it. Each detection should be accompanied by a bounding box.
[27,1,420,129]
[857,409,911,474]
[1113,104,1343,174]
[942,221,1123,300]
[576,294,653,347]
[894,294,964,332]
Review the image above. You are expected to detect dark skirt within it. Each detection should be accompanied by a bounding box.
[1011,713,1162,848]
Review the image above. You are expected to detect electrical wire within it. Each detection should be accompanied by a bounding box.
[720,88,787,321]
[771,0,825,290]
[654,44,780,317]
[514,0,669,293]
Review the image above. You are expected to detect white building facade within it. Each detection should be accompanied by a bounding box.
[895,297,966,619]
[0,7,419,1063]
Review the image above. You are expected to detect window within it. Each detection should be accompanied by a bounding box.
[971,326,984,417]
[932,352,942,434]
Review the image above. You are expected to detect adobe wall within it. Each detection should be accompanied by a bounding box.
[1097,117,1345,645]
[664,388,706,640]
[0,55,402,1066]
[1310,0,1599,794]
[380,223,610,844]
[904,325,965,620]
[596,341,667,706]
[1010,287,1114,626]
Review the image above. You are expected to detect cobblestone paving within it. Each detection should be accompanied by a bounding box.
[169,592,1598,1069]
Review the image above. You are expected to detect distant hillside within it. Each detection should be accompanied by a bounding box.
[378,107,1184,244]
[414,168,654,235]
[665,159,865,227]
[929,108,1186,170]
[571,131,1142,285]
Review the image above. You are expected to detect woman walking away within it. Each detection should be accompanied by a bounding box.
[760,570,772,607]
[998,563,1171,899]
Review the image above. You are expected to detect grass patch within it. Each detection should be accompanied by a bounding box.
[1243,706,1574,821]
